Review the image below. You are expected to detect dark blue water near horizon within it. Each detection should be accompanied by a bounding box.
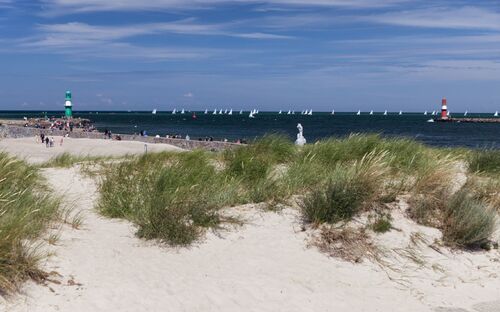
[1,111,499,149]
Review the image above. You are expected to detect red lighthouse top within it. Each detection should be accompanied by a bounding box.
[441,97,448,119]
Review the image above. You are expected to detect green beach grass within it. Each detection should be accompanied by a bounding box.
[95,134,500,248]
[0,153,60,294]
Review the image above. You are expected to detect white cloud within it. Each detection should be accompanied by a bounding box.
[40,0,407,14]
[365,6,500,30]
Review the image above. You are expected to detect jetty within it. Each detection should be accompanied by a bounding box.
[434,98,500,123]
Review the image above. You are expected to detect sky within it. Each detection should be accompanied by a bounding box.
[0,0,499,112]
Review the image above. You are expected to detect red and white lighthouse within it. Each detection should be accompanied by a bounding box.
[441,97,448,119]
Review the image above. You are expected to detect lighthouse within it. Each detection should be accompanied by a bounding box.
[441,97,448,120]
[65,90,73,118]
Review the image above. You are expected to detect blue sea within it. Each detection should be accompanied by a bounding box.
[1,111,499,149]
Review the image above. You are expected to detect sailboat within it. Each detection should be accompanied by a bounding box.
[383,110,387,116]
[256,109,259,114]
[331,109,335,115]
[464,110,468,117]
[204,109,208,114]
[432,111,436,116]
[181,109,185,114]
[292,111,295,115]
[213,109,217,115]
[219,109,223,115]
[287,110,291,115]
[369,110,373,115]
[307,110,313,116]
[172,108,177,115]
[228,109,233,115]
[278,110,282,114]
[399,110,403,115]
[239,110,243,115]
[249,110,255,118]
[356,110,361,116]
[152,109,157,115]
[424,111,428,115]
[494,111,498,117]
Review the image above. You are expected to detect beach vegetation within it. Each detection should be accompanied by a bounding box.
[467,149,500,175]
[0,153,60,294]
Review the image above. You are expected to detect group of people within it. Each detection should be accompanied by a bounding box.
[39,133,57,148]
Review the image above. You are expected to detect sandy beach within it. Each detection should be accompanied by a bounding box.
[0,136,183,164]
[0,137,499,312]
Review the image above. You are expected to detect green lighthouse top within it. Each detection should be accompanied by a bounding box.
[65,91,72,100]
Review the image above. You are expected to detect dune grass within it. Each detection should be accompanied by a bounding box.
[40,152,115,168]
[468,149,500,175]
[95,133,499,249]
[0,153,60,295]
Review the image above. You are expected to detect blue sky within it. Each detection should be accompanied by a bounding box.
[0,0,499,112]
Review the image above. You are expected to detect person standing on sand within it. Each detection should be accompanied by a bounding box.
[45,137,49,147]
[50,137,54,147]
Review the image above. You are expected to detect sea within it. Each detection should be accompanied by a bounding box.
[1,111,499,149]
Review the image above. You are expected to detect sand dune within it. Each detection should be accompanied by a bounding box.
[0,138,499,312]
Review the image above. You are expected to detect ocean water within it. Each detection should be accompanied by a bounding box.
[1,111,499,149]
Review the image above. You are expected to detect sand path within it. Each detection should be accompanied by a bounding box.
[2,166,441,312]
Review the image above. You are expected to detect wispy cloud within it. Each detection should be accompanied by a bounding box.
[40,0,407,14]
[365,6,500,30]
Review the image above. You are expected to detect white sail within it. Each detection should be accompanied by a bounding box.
[249,111,255,118]
[172,108,176,114]
[278,110,282,114]
[399,110,403,115]
[239,110,243,114]
[219,109,223,115]
[356,110,361,116]
[287,110,291,115]
[152,109,157,115]
[308,110,312,116]
[494,111,498,117]
[204,109,208,114]
[383,110,387,116]
[228,109,233,115]
[432,110,436,116]
[424,111,427,115]
[213,109,217,115]
[292,110,295,115]
[331,109,335,115]
[181,109,185,114]
[464,110,468,117]
[369,110,373,115]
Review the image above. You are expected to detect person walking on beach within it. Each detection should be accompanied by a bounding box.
[49,137,54,147]
[40,133,45,144]
[45,137,49,147]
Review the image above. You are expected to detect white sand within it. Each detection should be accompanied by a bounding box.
[0,138,499,312]
[0,136,183,163]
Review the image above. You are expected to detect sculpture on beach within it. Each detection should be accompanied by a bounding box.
[295,123,306,146]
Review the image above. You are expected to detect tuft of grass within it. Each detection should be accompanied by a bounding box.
[468,149,500,175]
[40,153,114,168]
[442,190,497,248]
[0,153,60,294]
[371,214,392,233]
[300,152,388,224]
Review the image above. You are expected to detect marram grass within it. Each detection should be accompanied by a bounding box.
[0,153,60,295]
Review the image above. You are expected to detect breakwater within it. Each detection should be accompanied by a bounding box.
[0,125,240,151]
[435,118,500,123]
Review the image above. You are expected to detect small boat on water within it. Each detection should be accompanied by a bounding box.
[249,110,255,118]
[495,111,499,117]
[331,109,335,115]
[424,111,428,115]
[181,109,185,114]
[278,110,282,114]
[204,109,208,114]
[239,110,243,115]
[228,109,233,115]
[192,112,197,119]
[464,110,468,117]
[369,110,373,115]
[152,109,157,115]
[356,110,361,116]
[292,111,295,115]
[432,111,436,116]
[307,110,312,116]
[219,109,223,115]
[172,108,176,115]
[399,110,403,115]
[213,109,217,115]
[287,110,291,115]
[383,110,387,116]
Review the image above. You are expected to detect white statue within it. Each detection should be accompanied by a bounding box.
[295,123,306,146]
